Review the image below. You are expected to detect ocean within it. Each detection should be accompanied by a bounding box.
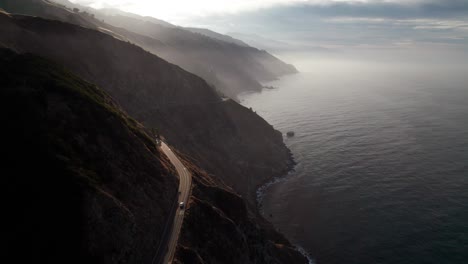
[240,57,468,264]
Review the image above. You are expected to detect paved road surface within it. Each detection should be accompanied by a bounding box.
[160,142,192,264]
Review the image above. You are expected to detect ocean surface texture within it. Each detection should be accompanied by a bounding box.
[240,59,468,264]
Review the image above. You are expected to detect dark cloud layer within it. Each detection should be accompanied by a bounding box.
[291,0,468,19]
[186,0,468,51]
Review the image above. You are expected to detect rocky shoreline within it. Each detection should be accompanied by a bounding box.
[256,148,296,213]
[255,149,315,264]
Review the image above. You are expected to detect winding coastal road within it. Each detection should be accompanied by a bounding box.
[160,142,192,264]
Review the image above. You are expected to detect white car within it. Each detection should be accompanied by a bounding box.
[179,202,185,209]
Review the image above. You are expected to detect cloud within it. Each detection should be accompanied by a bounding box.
[176,0,468,52]
[280,0,468,20]
[69,0,468,27]
[69,0,306,20]
[325,17,468,32]
[69,0,468,51]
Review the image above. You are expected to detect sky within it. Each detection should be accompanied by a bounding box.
[70,0,382,19]
[70,0,468,21]
[70,0,468,60]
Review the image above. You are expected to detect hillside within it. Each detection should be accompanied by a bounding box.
[0,48,178,263]
[0,11,293,210]
[0,0,298,99]
[1,49,307,263]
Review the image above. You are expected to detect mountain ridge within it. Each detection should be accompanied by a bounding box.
[0,0,298,99]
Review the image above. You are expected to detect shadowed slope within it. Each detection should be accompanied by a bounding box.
[0,49,177,263]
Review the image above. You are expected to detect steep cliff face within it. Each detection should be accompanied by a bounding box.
[173,161,308,264]
[0,13,292,207]
[0,49,177,263]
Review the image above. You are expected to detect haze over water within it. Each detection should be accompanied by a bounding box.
[240,53,468,264]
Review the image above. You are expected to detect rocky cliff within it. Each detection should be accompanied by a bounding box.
[174,157,307,264]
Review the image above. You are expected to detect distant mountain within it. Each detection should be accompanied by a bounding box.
[98,7,176,28]
[1,48,307,263]
[184,27,250,47]
[229,31,333,54]
[228,32,294,52]
[92,11,298,98]
[1,0,297,99]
